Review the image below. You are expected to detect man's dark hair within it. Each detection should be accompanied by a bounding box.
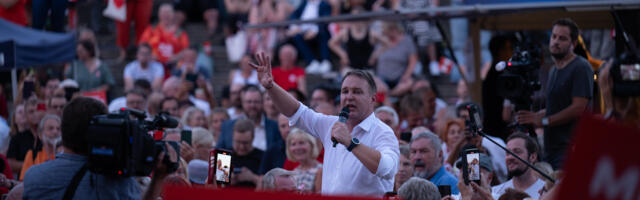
[498,188,531,200]
[340,70,377,95]
[311,84,338,105]
[489,34,515,60]
[552,18,580,42]
[241,84,262,95]
[78,40,96,58]
[161,97,178,107]
[506,132,539,157]
[287,88,306,103]
[126,88,148,100]
[138,43,152,52]
[400,94,424,116]
[134,79,152,93]
[233,119,255,138]
[62,97,107,155]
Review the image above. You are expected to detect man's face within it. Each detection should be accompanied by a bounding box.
[277,115,290,140]
[158,5,174,24]
[137,46,152,64]
[242,90,263,120]
[340,76,375,122]
[376,111,395,128]
[274,175,297,192]
[47,97,66,117]
[126,93,147,111]
[230,84,243,107]
[44,79,60,99]
[404,111,425,129]
[26,104,44,128]
[549,25,575,60]
[506,138,533,178]
[458,110,470,121]
[310,90,329,107]
[396,155,414,185]
[263,93,277,117]
[162,100,179,117]
[278,46,296,67]
[233,131,253,156]
[163,84,179,99]
[210,113,227,133]
[410,138,442,177]
[41,118,61,145]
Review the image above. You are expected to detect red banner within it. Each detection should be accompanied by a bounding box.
[163,186,381,200]
[556,115,640,200]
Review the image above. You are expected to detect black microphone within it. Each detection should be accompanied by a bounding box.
[333,107,350,147]
[466,105,483,134]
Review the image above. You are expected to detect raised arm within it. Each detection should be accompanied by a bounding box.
[249,53,300,117]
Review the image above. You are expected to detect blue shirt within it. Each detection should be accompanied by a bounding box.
[429,166,460,195]
[23,153,141,200]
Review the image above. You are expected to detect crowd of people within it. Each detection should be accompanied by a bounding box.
[0,0,639,199]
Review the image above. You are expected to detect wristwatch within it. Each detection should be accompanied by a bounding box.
[347,138,360,152]
[541,117,549,127]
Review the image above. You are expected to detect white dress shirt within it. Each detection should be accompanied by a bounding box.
[289,103,399,197]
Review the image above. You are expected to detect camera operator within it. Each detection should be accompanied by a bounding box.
[517,18,594,169]
[22,97,176,200]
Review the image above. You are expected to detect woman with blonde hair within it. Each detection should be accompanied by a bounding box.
[180,107,207,130]
[286,128,322,193]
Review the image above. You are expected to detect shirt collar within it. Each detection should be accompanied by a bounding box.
[354,112,376,133]
[429,166,447,182]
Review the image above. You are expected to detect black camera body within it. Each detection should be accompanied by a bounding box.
[611,52,640,97]
[496,45,542,111]
[86,109,179,177]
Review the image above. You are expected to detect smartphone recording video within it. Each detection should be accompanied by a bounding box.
[208,149,232,185]
[466,151,481,184]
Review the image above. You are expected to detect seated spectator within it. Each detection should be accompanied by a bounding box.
[7,98,44,176]
[409,131,459,194]
[19,114,61,181]
[172,46,212,82]
[397,177,441,200]
[374,22,417,96]
[328,8,390,73]
[285,128,321,193]
[287,0,332,74]
[191,127,214,161]
[147,92,165,116]
[272,45,306,95]
[108,84,151,113]
[46,95,66,117]
[261,168,297,192]
[394,145,413,192]
[0,0,27,26]
[209,108,230,143]
[374,106,399,139]
[227,83,245,120]
[160,97,180,117]
[229,55,259,86]
[116,0,152,50]
[230,119,264,188]
[441,119,464,161]
[139,3,190,64]
[187,159,208,186]
[264,93,280,121]
[65,40,115,92]
[162,77,210,116]
[399,93,427,132]
[492,133,545,199]
[180,107,207,130]
[124,44,165,91]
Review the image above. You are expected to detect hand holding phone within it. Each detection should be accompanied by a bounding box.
[208,149,233,185]
[462,148,481,185]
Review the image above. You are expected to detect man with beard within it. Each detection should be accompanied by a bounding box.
[19,115,62,180]
[517,18,593,169]
[492,133,545,199]
[409,131,459,194]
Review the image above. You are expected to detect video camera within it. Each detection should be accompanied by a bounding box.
[86,108,180,177]
[611,53,640,97]
[496,43,542,111]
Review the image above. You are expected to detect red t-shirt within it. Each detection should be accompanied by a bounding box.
[272,66,305,91]
[139,24,190,64]
[0,0,27,26]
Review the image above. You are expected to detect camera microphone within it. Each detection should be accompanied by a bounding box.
[333,107,350,148]
[495,61,506,72]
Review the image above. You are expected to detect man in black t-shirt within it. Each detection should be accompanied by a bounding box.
[230,119,264,188]
[517,18,593,169]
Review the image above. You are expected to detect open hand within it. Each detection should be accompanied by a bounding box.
[249,52,274,89]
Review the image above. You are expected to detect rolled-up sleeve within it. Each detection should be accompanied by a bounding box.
[374,129,399,179]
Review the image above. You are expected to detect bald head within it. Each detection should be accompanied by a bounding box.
[279,45,297,68]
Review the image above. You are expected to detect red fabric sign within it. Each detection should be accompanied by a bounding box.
[163,186,381,200]
[556,115,640,200]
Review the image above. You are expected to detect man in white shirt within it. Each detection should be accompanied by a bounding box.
[250,53,399,197]
[491,133,545,199]
[123,44,165,91]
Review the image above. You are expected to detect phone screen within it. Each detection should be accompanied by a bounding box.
[466,152,481,183]
[180,130,192,145]
[209,149,232,185]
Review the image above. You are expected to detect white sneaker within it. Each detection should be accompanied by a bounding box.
[317,60,332,73]
[306,60,320,74]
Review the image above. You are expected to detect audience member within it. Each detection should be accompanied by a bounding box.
[161,97,180,117]
[309,84,337,109]
[31,0,67,32]
[409,131,459,194]
[116,0,152,49]
[492,133,545,199]
[374,106,399,139]
[46,95,66,117]
[227,83,246,120]
[399,93,426,132]
[229,55,260,86]
[374,22,417,96]
[277,114,291,141]
[139,3,190,64]
[394,145,413,192]
[264,92,280,121]
[173,46,212,82]
[42,78,61,100]
[9,104,27,139]
[288,0,332,74]
[65,40,115,92]
[124,44,165,91]
[286,128,322,193]
[161,77,210,116]
[273,45,307,95]
[209,108,230,142]
[187,159,208,186]
[441,119,464,160]
[230,119,264,187]
[180,107,207,130]
[19,114,61,181]
[498,188,531,200]
[7,98,43,176]
[109,79,152,113]
[397,177,441,200]
[147,92,165,116]
[261,168,298,192]
[191,127,214,161]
